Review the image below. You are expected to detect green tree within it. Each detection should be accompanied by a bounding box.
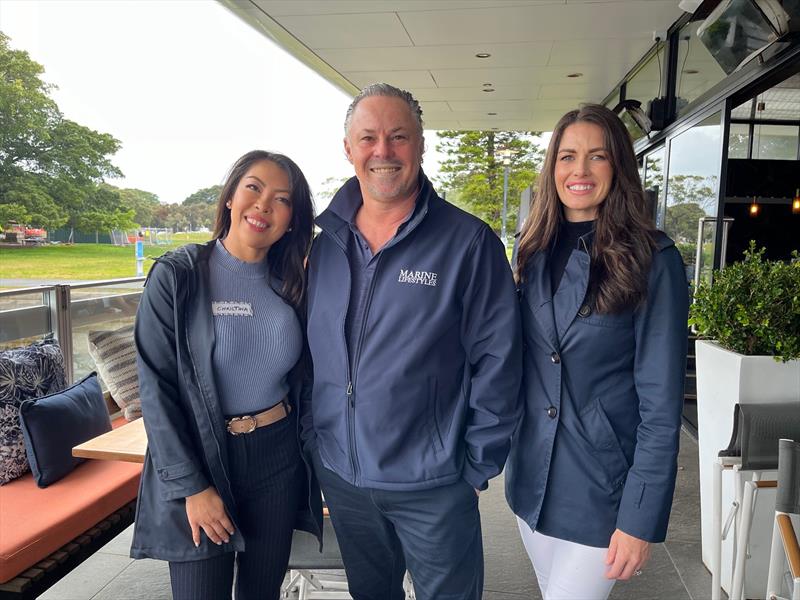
[665,202,706,245]
[315,176,350,206]
[74,185,135,233]
[435,131,544,237]
[116,187,160,227]
[666,174,717,213]
[0,32,122,229]
[183,185,221,206]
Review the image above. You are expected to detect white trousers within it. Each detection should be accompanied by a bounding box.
[517,517,617,600]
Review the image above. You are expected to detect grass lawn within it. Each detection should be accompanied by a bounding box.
[0,232,212,280]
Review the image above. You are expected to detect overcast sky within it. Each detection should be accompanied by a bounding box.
[0,0,447,211]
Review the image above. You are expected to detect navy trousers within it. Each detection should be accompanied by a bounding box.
[312,451,484,600]
[169,415,303,600]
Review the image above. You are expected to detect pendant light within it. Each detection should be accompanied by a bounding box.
[749,196,760,217]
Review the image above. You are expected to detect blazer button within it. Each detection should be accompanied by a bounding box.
[550,352,561,364]
[547,406,558,418]
[578,304,592,318]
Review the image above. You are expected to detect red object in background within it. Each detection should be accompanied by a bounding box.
[6,223,47,242]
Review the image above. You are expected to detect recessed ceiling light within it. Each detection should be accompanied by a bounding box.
[566,72,583,78]
[482,88,495,92]
[683,68,700,74]
[475,53,491,59]
[487,112,497,115]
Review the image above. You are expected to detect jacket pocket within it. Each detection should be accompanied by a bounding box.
[428,377,445,453]
[578,311,632,329]
[579,398,630,489]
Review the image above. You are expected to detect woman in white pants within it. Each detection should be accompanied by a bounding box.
[505,104,689,599]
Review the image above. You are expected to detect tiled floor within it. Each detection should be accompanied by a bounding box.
[41,430,710,600]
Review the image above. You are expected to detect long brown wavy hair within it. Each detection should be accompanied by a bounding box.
[212,150,314,310]
[516,104,655,313]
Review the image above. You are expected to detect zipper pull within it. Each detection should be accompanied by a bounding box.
[346,381,354,407]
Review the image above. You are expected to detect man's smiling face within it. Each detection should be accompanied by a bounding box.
[344,95,424,206]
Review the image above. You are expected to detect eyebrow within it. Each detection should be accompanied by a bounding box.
[244,175,291,193]
[358,127,408,134]
[558,147,607,153]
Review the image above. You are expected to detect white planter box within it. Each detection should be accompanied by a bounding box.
[696,340,800,598]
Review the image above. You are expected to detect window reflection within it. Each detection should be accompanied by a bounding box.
[676,22,732,116]
[665,113,721,286]
[643,148,666,229]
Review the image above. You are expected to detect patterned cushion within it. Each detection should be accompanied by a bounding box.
[88,326,141,421]
[0,338,67,484]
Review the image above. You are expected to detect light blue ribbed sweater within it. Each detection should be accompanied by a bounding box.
[209,240,301,417]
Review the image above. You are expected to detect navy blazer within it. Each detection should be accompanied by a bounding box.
[505,231,689,547]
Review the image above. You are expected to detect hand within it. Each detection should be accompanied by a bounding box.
[604,529,651,580]
[185,486,235,547]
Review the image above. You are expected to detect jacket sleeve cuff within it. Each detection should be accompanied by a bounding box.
[156,460,210,501]
[615,472,674,543]
[461,460,490,492]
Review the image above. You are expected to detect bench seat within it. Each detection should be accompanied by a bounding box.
[0,419,141,585]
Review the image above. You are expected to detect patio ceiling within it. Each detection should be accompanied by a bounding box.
[222,0,686,131]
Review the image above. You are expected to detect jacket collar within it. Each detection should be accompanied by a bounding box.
[316,169,435,250]
[523,232,592,348]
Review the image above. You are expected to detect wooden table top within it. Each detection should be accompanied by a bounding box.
[72,417,147,463]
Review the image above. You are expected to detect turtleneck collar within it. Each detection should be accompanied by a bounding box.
[212,238,270,279]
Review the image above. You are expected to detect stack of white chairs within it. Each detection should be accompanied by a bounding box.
[711,403,800,600]
[282,514,415,600]
[766,439,800,600]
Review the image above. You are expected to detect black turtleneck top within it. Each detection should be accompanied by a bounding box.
[549,219,595,293]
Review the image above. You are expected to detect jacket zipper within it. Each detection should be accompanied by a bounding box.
[178,265,237,530]
[327,237,359,485]
[347,252,385,486]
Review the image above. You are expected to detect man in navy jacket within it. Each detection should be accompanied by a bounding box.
[303,83,522,599]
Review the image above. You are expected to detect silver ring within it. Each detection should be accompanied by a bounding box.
[634,570,643,577]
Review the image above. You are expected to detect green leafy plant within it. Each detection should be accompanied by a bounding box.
[690,241,800,362]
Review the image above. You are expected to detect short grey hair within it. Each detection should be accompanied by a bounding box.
[344,83,424,136]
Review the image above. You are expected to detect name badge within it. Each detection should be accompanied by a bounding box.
[211,301,253,317]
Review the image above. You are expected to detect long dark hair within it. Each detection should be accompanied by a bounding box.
[516,104,655,313]
[212,150,314,309]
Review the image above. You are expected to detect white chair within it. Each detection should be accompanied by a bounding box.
[282,514,415,600]
[766,439,800,600]
[711,403,800,600]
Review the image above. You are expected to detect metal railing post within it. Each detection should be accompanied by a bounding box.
[53,284,74,384]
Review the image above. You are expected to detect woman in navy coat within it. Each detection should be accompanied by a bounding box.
[506,104,689,599]
[132,151,322,599]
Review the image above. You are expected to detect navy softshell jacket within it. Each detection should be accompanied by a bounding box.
[506,231,689,547]
[131,242,322,561]
[304,173,522,492]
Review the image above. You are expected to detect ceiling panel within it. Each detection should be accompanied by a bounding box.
[397,2,681,46]
[278,13,413,48]
[344,70,436,89]
[255,1,564,17]
[430,65,622,88]
[223,0,687,131]
[317,42,555,71]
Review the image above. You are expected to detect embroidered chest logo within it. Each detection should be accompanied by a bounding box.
[397,269,438,287]
[211,301,253,317]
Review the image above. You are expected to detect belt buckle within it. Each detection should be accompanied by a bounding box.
[227,415,257,435]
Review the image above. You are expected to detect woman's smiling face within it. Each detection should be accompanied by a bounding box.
[554,121,613,222]
[223,160,293,263]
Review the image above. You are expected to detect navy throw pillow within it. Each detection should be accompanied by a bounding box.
[19,372,112,488]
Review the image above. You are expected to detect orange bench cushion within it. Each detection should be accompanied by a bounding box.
[0,417,142,583]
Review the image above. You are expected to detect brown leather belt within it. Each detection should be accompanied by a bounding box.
[226,400,291,435]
